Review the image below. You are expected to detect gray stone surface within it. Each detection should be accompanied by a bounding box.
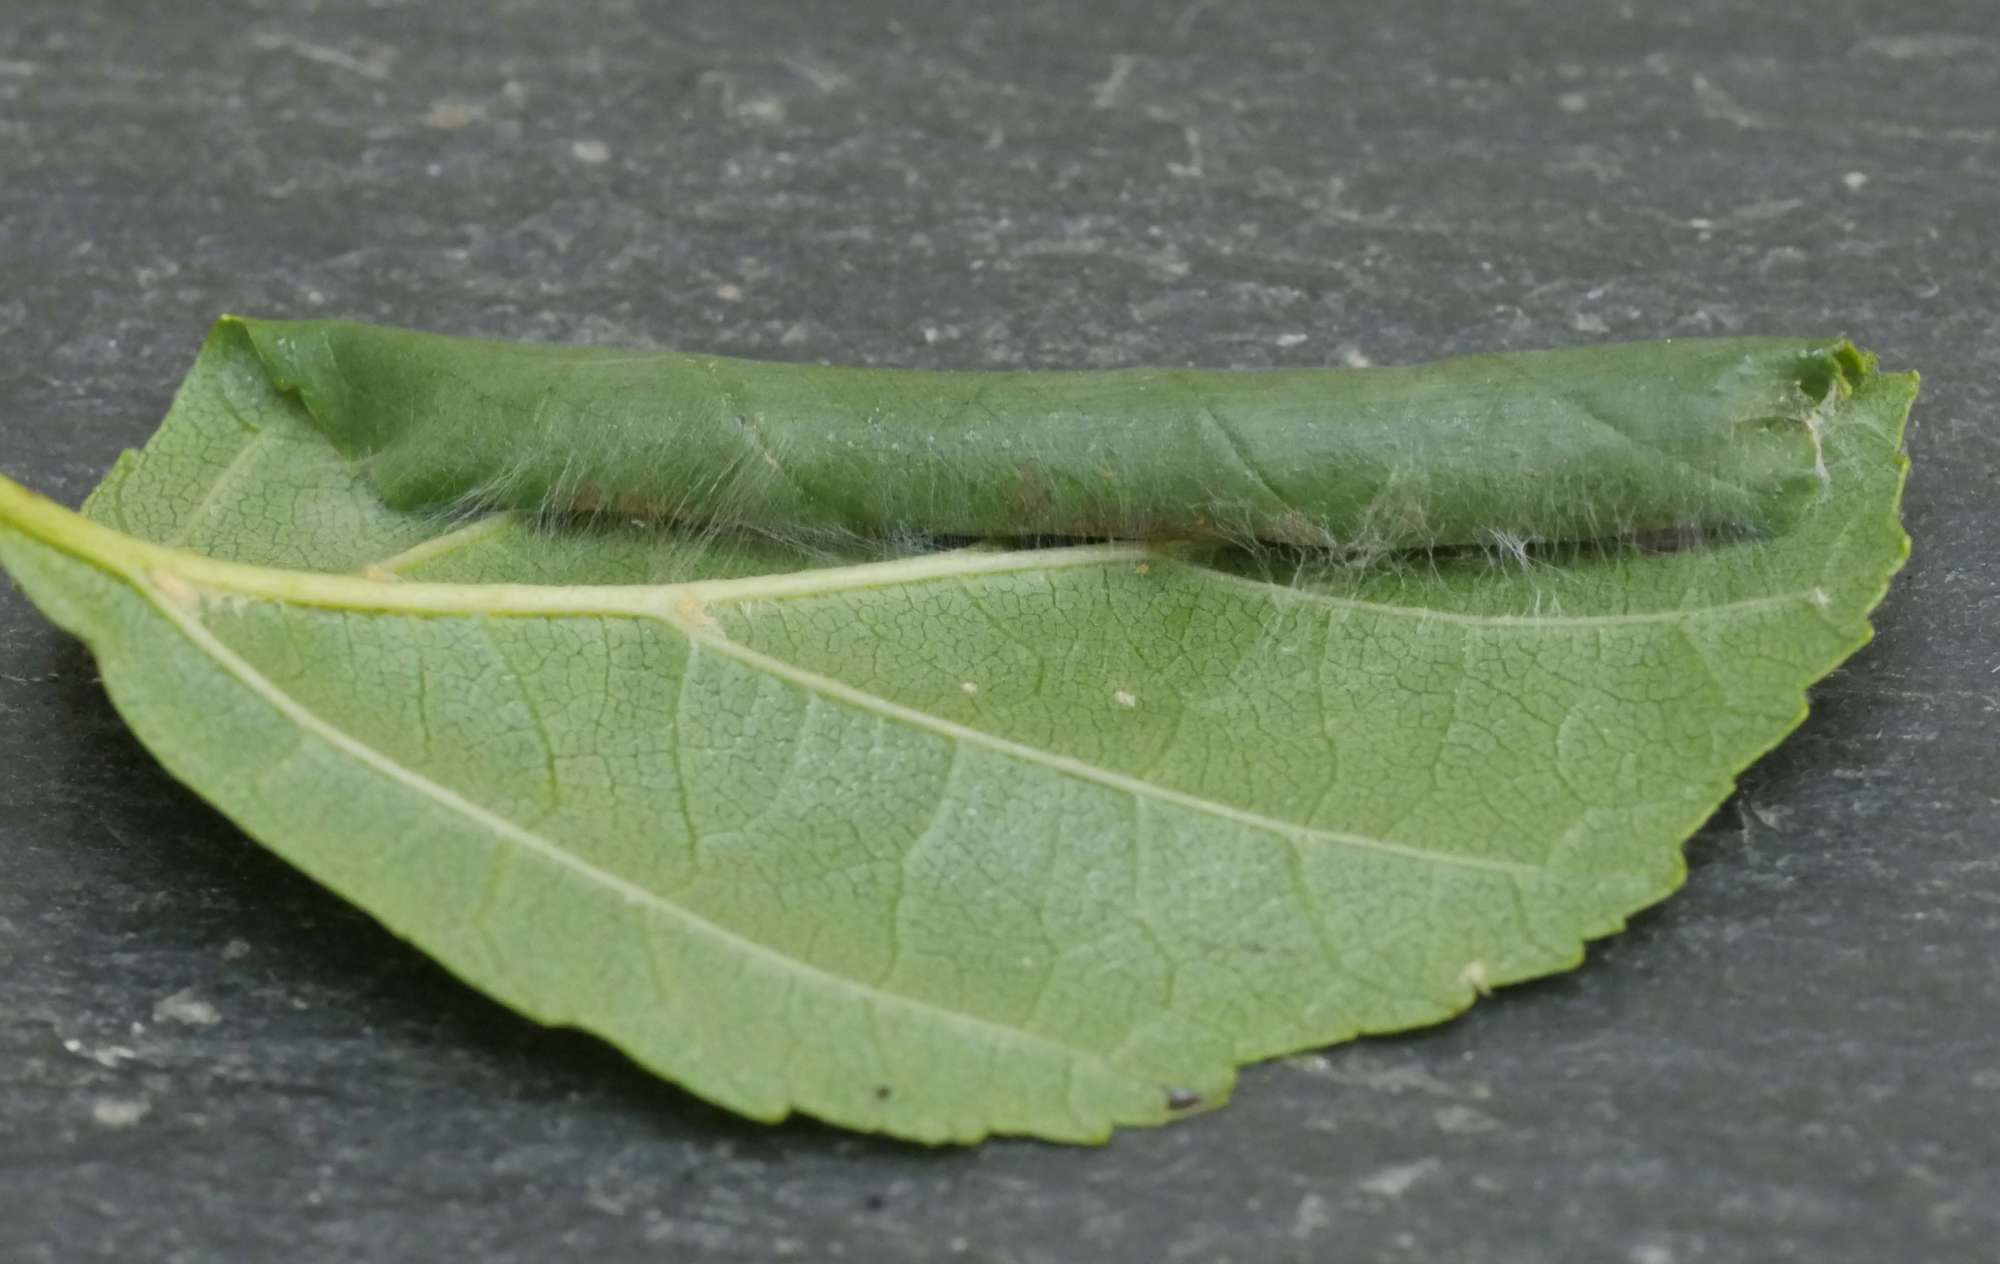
[1,1,1994,1260]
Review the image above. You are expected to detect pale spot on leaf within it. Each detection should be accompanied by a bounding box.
[149,571,196,607]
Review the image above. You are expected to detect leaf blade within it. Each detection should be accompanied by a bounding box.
[0,333,1913,1144]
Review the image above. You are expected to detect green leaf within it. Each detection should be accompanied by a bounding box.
[0,320,1912,1143]
[235,315,1845,549]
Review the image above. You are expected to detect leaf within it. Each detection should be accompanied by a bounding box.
[234,316,1845,548]
[0,320,1913,1143]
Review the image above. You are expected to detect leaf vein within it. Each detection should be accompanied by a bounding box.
[676,620,1535,877]
[131,576,1139,1086]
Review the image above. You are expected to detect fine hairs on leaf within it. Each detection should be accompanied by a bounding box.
[236,318,1859,554]
[0,317,1913,1144]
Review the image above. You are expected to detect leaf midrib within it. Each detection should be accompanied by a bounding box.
[15,473,1838,631]
[3,478,1822,880]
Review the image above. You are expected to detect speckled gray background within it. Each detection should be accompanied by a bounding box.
[1,2,1995,1261]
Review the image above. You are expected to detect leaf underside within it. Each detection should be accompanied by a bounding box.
[0,321,1913,1143]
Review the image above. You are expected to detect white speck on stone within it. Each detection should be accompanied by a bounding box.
[251,32,393,81]
[1358,1157,1441,1198]
[1629,1245,1676,1264]
[571,138,611,164]
[1275,332,1308,348]
[154,987,221,1027]
[424,100,482,130]
[1571,311,1609,334]
[1759,245,1809,272]
[1113,689,1138,708]
[1746,799,1789,831]
[1842,171,1869,190]
[92,1097,150,1128]
[221,938,251,961]
[923,326,940,344]
[1687,217,1714,230]
[1290,1192,1330,1239]
[1339,345,1373,368]
[960,681,979,696]
[1434,1103,1500,1134]
[64,1039,139,1068]
[1556,91,1589,113]
[715,283,743,302]
[1091,53,1138,109]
